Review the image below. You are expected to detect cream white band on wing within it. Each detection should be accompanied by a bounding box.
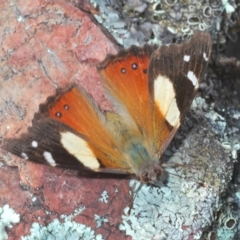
[154,75,180,127]
[60,132,100,169]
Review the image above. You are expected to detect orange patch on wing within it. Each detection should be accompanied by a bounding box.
[47,86,130,171]
[98,47,156,143]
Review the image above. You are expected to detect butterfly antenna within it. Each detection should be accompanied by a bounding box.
[161,163,206,187]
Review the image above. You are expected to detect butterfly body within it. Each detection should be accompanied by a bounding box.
[3,32,212,184]
[98,106,161,182]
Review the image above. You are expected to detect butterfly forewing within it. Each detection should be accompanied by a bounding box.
[148,32,212,156]
[98,45,158,146]
[4,86,132,173]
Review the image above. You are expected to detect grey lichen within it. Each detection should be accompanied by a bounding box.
[119,96,234,239]
[90,0,237,47]
[20,206,105,240]
[21,219,104,240]
[0,204,20,240]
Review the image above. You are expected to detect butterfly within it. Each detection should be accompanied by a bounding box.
[3,32,212,184]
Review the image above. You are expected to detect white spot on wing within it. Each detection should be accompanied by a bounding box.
[31,141,38,148]
[187,71,198,88]
[21,152,28,160]
[43,151,56,167]
[183,55,190,62]
[60,132,100,169]
[154,76,181,127]
[203,52,208,61]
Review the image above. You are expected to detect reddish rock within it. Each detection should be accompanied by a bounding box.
[0,0,130,239]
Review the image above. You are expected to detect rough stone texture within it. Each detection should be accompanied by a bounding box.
[0,0,130,239]
[0,0,118,141]
[0,163,132,239]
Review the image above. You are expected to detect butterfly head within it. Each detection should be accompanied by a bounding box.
[139,161,163,184]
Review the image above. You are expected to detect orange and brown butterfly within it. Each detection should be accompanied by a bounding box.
[3,32,212,184]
